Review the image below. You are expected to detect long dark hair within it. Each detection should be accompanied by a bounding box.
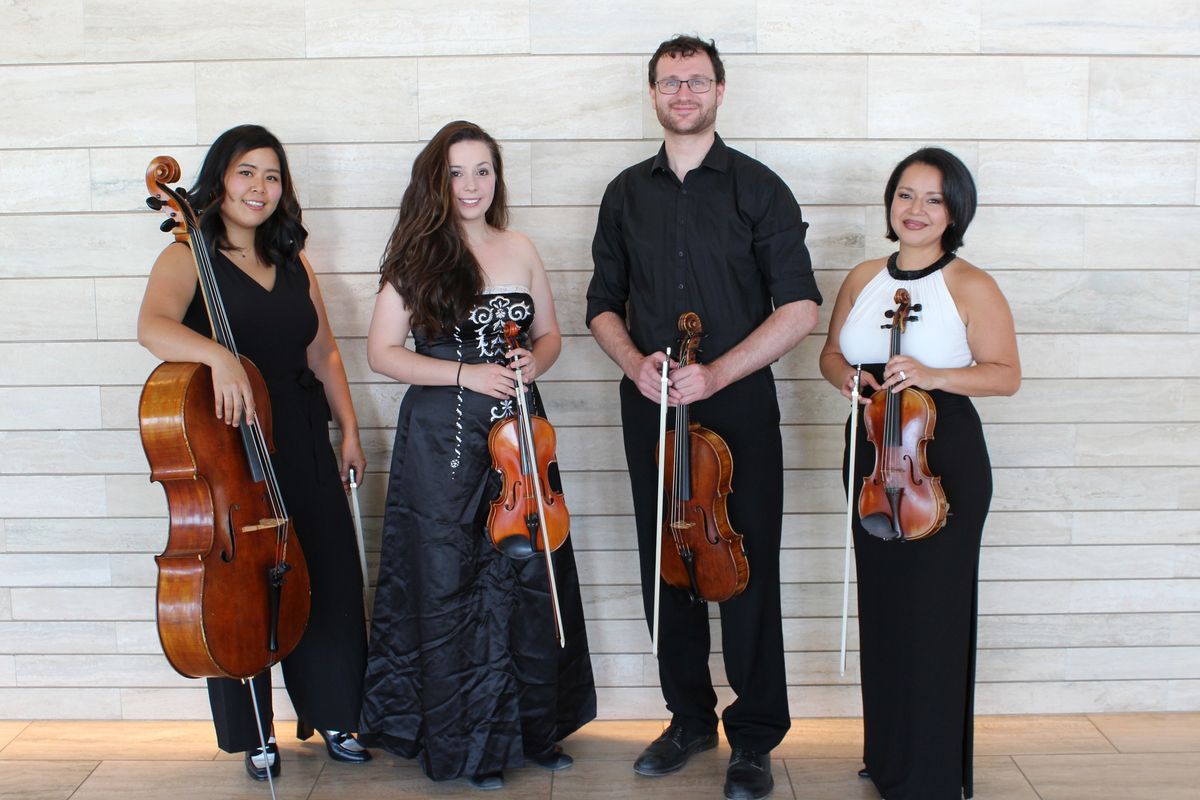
[188,124,306,268]
[379,120,508,334]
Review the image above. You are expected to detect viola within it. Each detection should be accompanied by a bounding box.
[858,288,949,541]
[656,312,749,604]
[485,320,568,645]
[138,156,310,679]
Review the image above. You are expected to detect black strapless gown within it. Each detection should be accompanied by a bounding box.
[359,290,596,781]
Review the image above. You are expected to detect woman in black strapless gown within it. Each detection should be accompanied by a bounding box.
[358,121,596,788]
[137,124,370,780]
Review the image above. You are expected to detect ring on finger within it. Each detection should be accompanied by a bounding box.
[899,370,907,381]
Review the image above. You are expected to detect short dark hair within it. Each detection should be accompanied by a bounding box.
[884,147,976,253]
[189,124,306,268]
[649,35,724,87]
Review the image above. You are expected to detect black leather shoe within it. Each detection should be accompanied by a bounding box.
[858,766,870,778]
[529,744,573,771]
[633,722,718,776]
[465,771,504,790]
[244,740,280,781]
[297,719,372,763]
[724,748,773,800]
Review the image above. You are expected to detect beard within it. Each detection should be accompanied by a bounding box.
[655,98,718,136]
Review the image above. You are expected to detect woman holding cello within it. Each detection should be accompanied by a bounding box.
[358,120,595,789]
[819,147,1020,800]
[137,124,371,780]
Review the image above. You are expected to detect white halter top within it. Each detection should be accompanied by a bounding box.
[838,254,973,368]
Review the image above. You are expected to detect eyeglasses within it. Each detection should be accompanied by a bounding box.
[654,77,715,94]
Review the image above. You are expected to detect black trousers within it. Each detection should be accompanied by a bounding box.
[620,369,790,752]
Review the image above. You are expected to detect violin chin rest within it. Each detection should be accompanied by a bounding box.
[494,534,536,560]
[861,513,902,541]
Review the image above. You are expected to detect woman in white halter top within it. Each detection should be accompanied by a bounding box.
[819,148,1020,800]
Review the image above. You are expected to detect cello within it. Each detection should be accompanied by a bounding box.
[486,320,569,646]
[138,156,311,681]
[651,312,748,656]
[858,288,949,541]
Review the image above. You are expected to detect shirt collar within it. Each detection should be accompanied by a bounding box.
[651,132,731,176]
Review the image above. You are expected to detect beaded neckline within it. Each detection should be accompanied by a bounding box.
[886,250,956,281]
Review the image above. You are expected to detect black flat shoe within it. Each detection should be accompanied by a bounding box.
[297,719,372,763]
[529,744,573,771]
[633,722,718,776]
[724,748,773,800]
[244,741,280,781]
[465,771,504,790]
[858,766,870,778]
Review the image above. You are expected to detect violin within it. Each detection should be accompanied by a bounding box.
[138,156,310,679]
[858,288,949,541]
[486,320,568,645]
[656,312,749,604]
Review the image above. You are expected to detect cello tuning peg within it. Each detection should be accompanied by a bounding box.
[884,310,896,318]
[175,187,188,199]
[145,196,163,210]
[911,303,922,312]
[160,218,178,232]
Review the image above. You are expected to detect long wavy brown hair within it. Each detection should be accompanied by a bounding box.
[379,120,509,334]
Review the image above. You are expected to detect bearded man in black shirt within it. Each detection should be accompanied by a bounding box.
[586,35,821,800]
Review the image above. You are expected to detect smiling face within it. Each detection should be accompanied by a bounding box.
[651,51,724,137]
[888,162,951,253]
[447,139,496,223]
[218,147,283,234]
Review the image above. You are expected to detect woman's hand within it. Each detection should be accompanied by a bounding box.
[460,361,521,399]
[839,367,881,403]
[340,435,367,492]
[209,350,256,426]
[504,346,539,384]
[883,356,940,394]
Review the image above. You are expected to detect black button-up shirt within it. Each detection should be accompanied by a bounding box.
[586,134,821,363]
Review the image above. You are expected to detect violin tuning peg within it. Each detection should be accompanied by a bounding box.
[884,310,896,318]
[176,187,188,199]
[911,303,922,312]
[160,218,178,232]
[145,196,163,210]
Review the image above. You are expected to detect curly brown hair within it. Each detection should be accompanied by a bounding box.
[378,120,509,334]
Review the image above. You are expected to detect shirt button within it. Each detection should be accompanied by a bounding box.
[677,283,684,289]
[677,251,684,257]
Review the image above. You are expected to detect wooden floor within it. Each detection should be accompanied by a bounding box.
[0,714,1197,799]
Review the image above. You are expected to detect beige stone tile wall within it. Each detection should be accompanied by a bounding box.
[0,1,1196,720]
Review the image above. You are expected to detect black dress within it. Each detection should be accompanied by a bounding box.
[182,252,367,752]
[359,289,596,781]
[838,257,992,800]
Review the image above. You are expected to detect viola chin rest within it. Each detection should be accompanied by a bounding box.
[861,513,903,541]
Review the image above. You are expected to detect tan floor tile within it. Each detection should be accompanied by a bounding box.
[1014,753,1200,800]
[0,760,97,800]
[971,755,1041,800]
[975,714,1115,755]
[781,758,878,800]
[547,748,769,799]
[774,718,864,759]
[561,719,667,760]
[70,760,322,799]
[1087,712,1200,753]
[0,721,219,761]
[0,723,30,752]
[307,750,552,799]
